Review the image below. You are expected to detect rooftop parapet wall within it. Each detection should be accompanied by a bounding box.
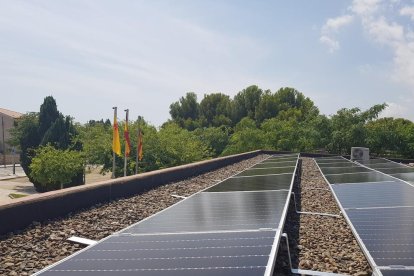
[0,150,260,235]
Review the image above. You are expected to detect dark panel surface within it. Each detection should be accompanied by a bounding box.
[331,181,414,208]
[41,231,274,276]
[380,270,414,276]
[251,161,297,168]
[315,158,346,164]
[368,163,404,169]
[317,162,357,168]
[390,172,414,183]
[262,157,297,163]
[123,191,289,234]
[321,166,371,175]
[206,174,292,192]
[326,172,393,184]
[347,207,414,267]
[377,167,414,174]
[237,167,295,176]
[358,159,389,165]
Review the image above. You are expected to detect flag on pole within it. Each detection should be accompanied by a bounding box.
[112,111,121,156]
[138,129,143,161]
[124,114,131,157]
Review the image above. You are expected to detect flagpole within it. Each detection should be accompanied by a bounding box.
[124,109,129,177]
[111,107,117,179]
[136,118,140,175]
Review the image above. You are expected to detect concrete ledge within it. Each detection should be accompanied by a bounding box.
[0,150,260,235]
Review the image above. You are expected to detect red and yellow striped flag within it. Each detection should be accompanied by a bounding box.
[112,114,121,156]
[124,119,131,157]
[138,130,143,161]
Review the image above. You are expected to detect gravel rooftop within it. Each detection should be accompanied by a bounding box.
[0,155,372,276]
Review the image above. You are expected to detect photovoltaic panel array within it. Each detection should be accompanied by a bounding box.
[34,153,299,276]
[357,158,414,185]
[315,156,414,276]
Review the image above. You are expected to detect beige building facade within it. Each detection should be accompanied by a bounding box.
[0,108,22,155]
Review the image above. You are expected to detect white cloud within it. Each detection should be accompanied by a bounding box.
[350,0,382,17]
[322,15,354,33]
[365,17,404,45]
[380,102,413,120]
[400,6,414,21]
[321,0,414,94]
[320,15,353,52]
[319,35,340,53]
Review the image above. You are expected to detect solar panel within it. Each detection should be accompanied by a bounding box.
[38,231,275,276]
[347,207,414,267]
[262,157,297,163]
[251,161,297,168]
[357,158,414,186]
[315,156,414,275]
[325,171,393,184]
[317,162,358,168]
[380,270,414,276]
[205,174,292,192]
[389,172,414,184]
[320,166,371,175]
[236,166,295,176]
[331,181,414,208]
[122,191,289,234]
[35,154,299,276]
[368,163,404,169]
[377,167,414,174]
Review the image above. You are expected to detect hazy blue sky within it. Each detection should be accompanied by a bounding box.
[1,0,414,125]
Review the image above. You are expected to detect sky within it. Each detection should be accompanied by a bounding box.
[1,0,414,126]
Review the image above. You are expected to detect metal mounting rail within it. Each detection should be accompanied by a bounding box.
[282,233,349,276]
[291,192,340,218]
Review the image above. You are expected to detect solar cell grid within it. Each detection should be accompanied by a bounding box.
[315,156,414,275]
[380,270,414,276]
[389,172,414,184]
[42,231,275,276]
[368,163,404,169]
[320,166,371,175]
[236,167,295,177]
[377,167,414,174]
[206,174,292,192]
[251,161,297,168]
[358,159,389,165]
[35,154,299,276]
[347,207,414,267]
[325,171,393,184]
[331,181,414,208]
[317,162,357,168]
[122,191,289,234]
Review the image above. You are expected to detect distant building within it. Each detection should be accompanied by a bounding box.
[0,108,23,154]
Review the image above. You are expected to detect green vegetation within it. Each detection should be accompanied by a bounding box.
[11,96,83,192]
[29,145,84,191]
[8,193,28,199]
[10,85,414,191]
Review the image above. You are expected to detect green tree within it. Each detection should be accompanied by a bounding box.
[169,92,200,130]
[38,96,59,137]
[366,117,414,158]
[222,117,265,155]
[9,113,40,180]
[199,93,232,127]
[193,127,230,156]
[255,90,279,123]
[328,104,387,154]
[232,85,263,123]
[156,122,211,167]
[75,120,112,166]
[11,96,84,192]
[30,145,84,191]
[275,87,319,121]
